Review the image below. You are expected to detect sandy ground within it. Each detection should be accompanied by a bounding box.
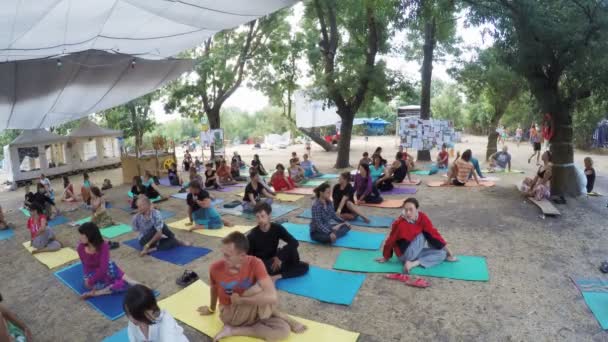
[1,134,608,342]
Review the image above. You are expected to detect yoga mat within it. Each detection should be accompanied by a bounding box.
[380,187,417,195]
[300,180,326,187]
[103,328,128,342]
[359,199,404,209]
[316,174,339,179]
[169,218,254,238]
[276,266,365,305]
[218,203,298,219]
[397,179,422,186]
[481,169,524,174]
[122,239,211,266]
[158,209,176,220]
[572,278,608,329]
[158,177,180,187]
[54,263,159,321]
[20,207,31,217]
[426,181,495,188]
[238,192,304,202]
[441,174,500,182]
[410,170,431,176]
[588,192,603,197]
[298,209,394,228]
[158,280,360,342]
[22,241,78,269]
[47,215,70,227]
[127,191,162,202]
[70,217,132,239]
[283,223,385,250]
[282,188,315,196]
[208,186,239,193]
[0,228,14,240]
[171,192,189,200]
[333,250,490,281]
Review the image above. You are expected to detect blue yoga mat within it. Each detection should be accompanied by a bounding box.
[158,209,176,220]
[574,277,608,329]
[54,263,158,321]
[297,209,394,228]
[0,228,14,240]
[170,192,188,200]
[103,328,128,342]
[283,223,385,250]
[122,239,212,266]
[48,215,70,227]
[276,266,365,305]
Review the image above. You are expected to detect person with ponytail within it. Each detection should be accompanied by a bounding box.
[353,163,383,204]
[310,182,351,244]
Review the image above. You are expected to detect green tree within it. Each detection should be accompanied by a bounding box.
[467,0,608,196]
[0,130,22,159]
[165,12,289,130]
[572,95,608,149]
[431,81,465,129]
[303,0,399,168]
[451,46,526,159]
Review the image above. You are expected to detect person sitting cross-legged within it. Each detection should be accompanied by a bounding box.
[489,146,512,173]
[186,180,232,232]
[247,202,309,283]
[310,182,351,244]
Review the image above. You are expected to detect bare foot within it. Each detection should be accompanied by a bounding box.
[446,255,458,262]
[214,325,234,342]
[224,221,234,227]
[362,216,371,223]
[289,320,307,334]
[404,260,419,273]
[330,233,337,244]
[189,224,204,232]
[80,290,96,300]
[180,240,193,247]
[271,275,282,283]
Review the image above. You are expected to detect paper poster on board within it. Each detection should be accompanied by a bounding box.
[211,129,225,156]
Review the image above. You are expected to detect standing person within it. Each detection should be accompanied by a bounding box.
[354,163,383,204]
[124,285,189,342]
[242,170,275,212]
[78,222,138,299]
[251,154,268,176]
[520,151,553,200]
[515,125,523,147]
[167,163,182,187]
[90,186,114,228]
[81,172,92,205]
[247,202,309,282]
[186,181,232,232]
[61,176,77,202]
[489,146,512,172]
[436,144,449,168]
[333,172,370,223]
[444,149,480,186]
[132,196,192,257]
[310,183,351,244]
[27,204,62,254]
[584,157,596,194]
[288,159,305,184]
[198,232,306,341]
[0,293,33,342]
[270,164,296,192]
[300,154,322,178]
[376,198,457,274]
[528,123,542,165]
[204,162,222,189]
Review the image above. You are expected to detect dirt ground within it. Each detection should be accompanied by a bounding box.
[1,134,607,342]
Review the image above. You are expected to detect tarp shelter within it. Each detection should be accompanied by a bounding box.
[295,90,341,128]
[353,118,391,136]
[3,129,69,183]
[0,0,299,130]
[68,119,122,171]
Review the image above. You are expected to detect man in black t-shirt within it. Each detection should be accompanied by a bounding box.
[185,180,232,232]
[247,202,309,282]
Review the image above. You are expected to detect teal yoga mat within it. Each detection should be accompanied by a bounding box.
[218,203,297,219]
[283,223,385,250]
[410,170,431,176]
[103,328,128,342]
[333,250,490,281]
[573,278,608,329]
[72,217,132,239]
[316,174,339,179]
[297,209,393,228]
[300,179,326,187]
[127,192,162,202]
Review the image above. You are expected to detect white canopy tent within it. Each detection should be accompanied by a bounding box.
[68,119,122,171]
[294,90,341,128]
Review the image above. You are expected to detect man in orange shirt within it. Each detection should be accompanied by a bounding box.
[198,232,306,340]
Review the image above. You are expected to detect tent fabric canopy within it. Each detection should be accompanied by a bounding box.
[10,128,68,146]
[0,0,298,62]
[68,119,122,138]
[0,50,194,130]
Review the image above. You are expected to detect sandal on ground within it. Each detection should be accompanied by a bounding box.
[600,261,608,274]
[176,270,199,287]
[109,241,120,250]
[385,274,430,288]
[385,273,411,282]
[405,277,430,288]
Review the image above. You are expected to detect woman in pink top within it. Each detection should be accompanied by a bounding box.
[77,222,137,299]
[28,203,62,254]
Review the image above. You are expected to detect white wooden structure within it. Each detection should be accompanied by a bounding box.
[68,120,122,171]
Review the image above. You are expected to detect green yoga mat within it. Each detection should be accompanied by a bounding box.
[20,207,31,217]
[333,250,489,282]
[127,192,162,202]
[301,180,326,187]
[73,217,131,239]
[410,170,431,176]
[581,292,608,329]
[74,216,92,225]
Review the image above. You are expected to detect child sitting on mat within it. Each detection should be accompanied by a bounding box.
[437,143,449,169]
[124,284,188,342]
[376,198,457,274]
[333,172,370,223]
[27,203,62,254]
[0,293,33,341]
[310,182,351,244]
[584,157,596,194]
[78,222,138,299]
[204,162,222,189]
[186,180,232,232]
[270,164,296,192]
[300,154,322,178]
[90,186,114,228]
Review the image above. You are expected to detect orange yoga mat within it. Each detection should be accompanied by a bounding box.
[359,199,404,209]
[426,181,495,187]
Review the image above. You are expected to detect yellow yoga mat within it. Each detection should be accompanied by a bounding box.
[168,218,254,238]
[22,241,79,269]
[159,280,360,342]
[237,193,304,202]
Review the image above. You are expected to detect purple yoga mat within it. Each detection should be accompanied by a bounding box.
[208,186,238,192]
[158,177,179,187]
[381,187,417,195]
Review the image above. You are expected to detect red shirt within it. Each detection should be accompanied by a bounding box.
[383,212,446,260]
[27,214,47,239]
[270,172,295,191]
[210,256,269,306]
[438,150,448,164]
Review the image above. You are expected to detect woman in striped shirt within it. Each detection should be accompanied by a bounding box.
[443,149,480,186]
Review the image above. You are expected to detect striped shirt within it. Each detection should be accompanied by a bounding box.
[455,159,474,183]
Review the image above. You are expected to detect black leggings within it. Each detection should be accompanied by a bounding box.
[139,224,179,251]
[310,224,350,244]
[262,248,309,279]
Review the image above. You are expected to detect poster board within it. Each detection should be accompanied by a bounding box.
[398,117,460,150]
[211,129,225,156]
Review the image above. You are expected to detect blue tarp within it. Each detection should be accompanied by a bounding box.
[354,117,390,135]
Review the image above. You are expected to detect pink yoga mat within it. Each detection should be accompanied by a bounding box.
[380,187,417,195]
[282,188,315,195]
[426,181,495,188]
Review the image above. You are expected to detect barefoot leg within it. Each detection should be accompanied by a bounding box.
[271,274,282,283]
[404,260,420,274]
[223,219,234,227]
[345,201,369,223]
[189,224,205,232]
[177,239,192,247]
[122,274,140,286]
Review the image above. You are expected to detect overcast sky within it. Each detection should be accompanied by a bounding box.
[153,6,492,123]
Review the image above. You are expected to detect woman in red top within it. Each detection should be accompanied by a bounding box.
[28,203,62,254]
[270,164,296,192]
[376,198,457,273]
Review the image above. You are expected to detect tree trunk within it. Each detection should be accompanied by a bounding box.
[335,115,354,168]
[486,131,499,161]
[548,105,581,197]
[207,108,221,130]
[417,18,436,162]
[298,128,335,152]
